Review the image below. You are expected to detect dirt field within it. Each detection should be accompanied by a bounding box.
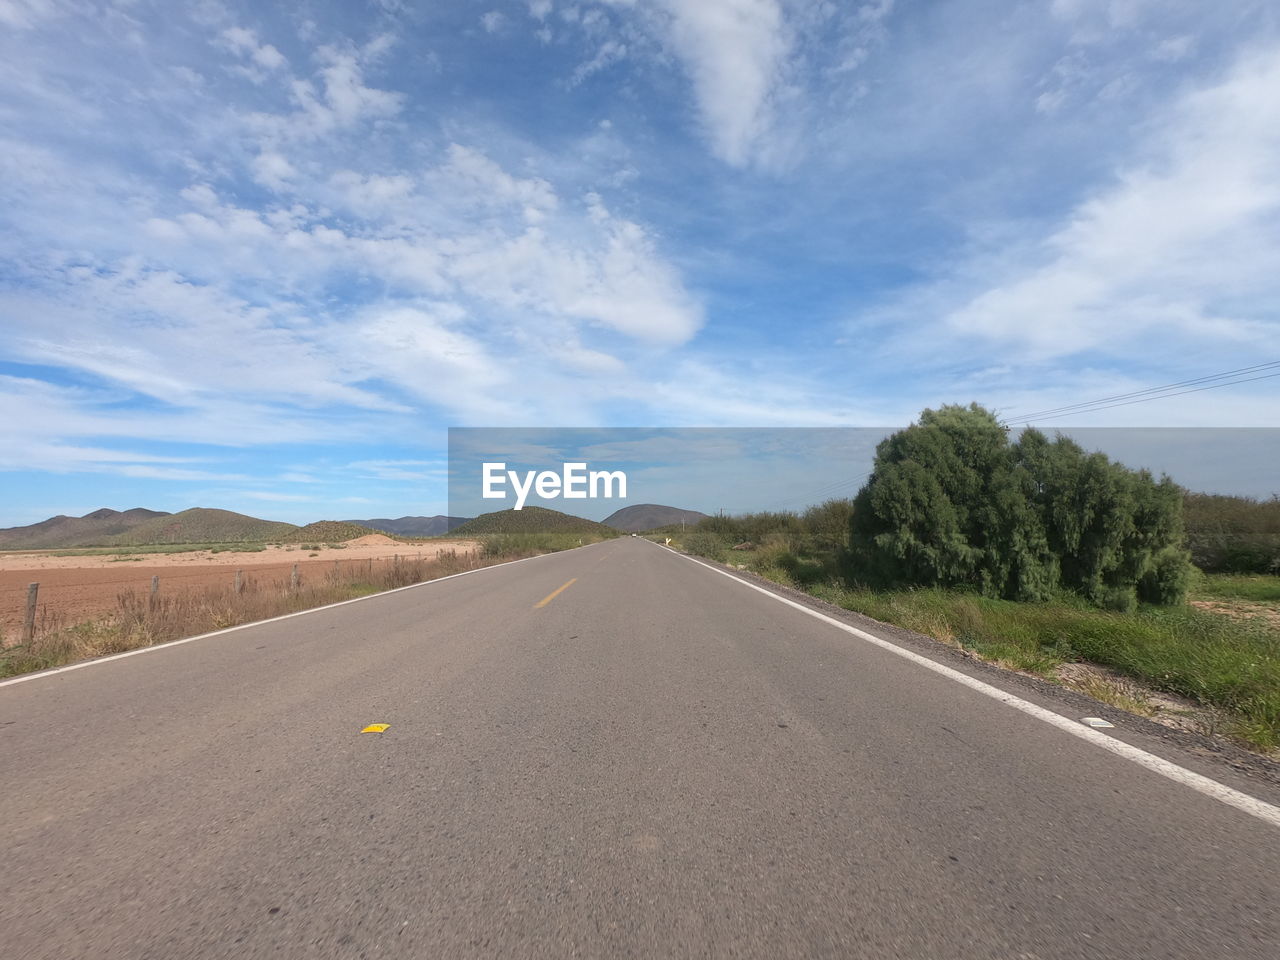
[0,538,479,634]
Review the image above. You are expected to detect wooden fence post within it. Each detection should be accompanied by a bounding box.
[150,575,160,609]
[290,564,299,591]
[22,582,38,644]
[234,569,243,595]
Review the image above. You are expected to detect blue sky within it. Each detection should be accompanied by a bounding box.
[2,0,1278,525]
[449,428,1280,520]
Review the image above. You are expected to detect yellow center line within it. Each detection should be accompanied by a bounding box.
[534,578,578,609]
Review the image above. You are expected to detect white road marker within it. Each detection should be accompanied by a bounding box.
[650,541,1280,830]
[1082,717,1115,728]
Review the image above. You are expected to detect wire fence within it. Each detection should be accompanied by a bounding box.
[0,551,481,651]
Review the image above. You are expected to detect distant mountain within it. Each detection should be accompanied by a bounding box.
[346,516,471,537]
[602,504,709,532]
[451,506,617,536]
[0,507,171,549]
[0,507,474,551]
[100,508,300,545]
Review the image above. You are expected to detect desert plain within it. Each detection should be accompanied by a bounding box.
[0,534,479,633]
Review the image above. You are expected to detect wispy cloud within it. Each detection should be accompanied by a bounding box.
[655,0,791,167]
[883,44,1280,369]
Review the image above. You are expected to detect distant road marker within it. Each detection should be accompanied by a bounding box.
[361,723,390,734]
[535,578,578,608]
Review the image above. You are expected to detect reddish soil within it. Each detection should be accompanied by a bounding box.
[0,555,449,637]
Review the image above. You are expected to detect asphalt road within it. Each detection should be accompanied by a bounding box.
[2,537,1278,959]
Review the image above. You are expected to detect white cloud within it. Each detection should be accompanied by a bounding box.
[1050,0,1156,31]
[480,11,505,34]
[328,169,414,213]
[439,144,558,213]
[1153,34,1195,62]
[346,459,447,481]
[655,0,790,167]
[251,151,297,190]
[241,490,314,502]
[938,46,1280,360]
[243,45,404,143]
[312,47,403,126]
[219,26,289,82]
[334,305,534,423]
[571,39,627,86]
[646,360,870,426]
[0,0,58,29]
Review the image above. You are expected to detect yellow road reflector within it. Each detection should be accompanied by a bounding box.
[534,577,578,609]
[361,723,391,734]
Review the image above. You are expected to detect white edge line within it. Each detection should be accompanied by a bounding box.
[0,546,586,689]
[647,540,1280,830]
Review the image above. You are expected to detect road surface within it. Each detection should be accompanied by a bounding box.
[2,537,1278,958]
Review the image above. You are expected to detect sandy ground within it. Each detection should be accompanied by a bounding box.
[1192,597,1280,630]
[0,538,478,633]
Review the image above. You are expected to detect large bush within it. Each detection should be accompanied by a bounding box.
[847,404,1193,605]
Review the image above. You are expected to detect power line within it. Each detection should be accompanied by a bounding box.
[761,360,1280,512]
[1003,361,1280,423]
[1008,371,1280,424]
[765,471,872,512]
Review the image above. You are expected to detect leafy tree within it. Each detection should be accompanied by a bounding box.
[848,404,1192,605]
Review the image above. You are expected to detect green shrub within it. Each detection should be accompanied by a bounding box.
[1099,585,1137,613]
[683,531,728,561]
[1138,546,1193,605]
[846,404,1192,606]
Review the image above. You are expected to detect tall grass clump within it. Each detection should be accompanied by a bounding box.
[1196,573,1280,604]
[682,531,729,562]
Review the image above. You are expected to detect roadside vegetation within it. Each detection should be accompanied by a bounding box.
[477,530,615,556]
[0,541,581,680]
[654,404,1280,753]
[1196,573,1280,604]
[1184,493,1280,574]
[452,506,621,538]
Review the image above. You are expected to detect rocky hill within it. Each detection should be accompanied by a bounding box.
[601,503,709,532]
[346,516,471,537]
[0,508,170,549]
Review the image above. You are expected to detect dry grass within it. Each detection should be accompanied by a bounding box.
[0,547,540,678]
[1055,663,1158,717]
